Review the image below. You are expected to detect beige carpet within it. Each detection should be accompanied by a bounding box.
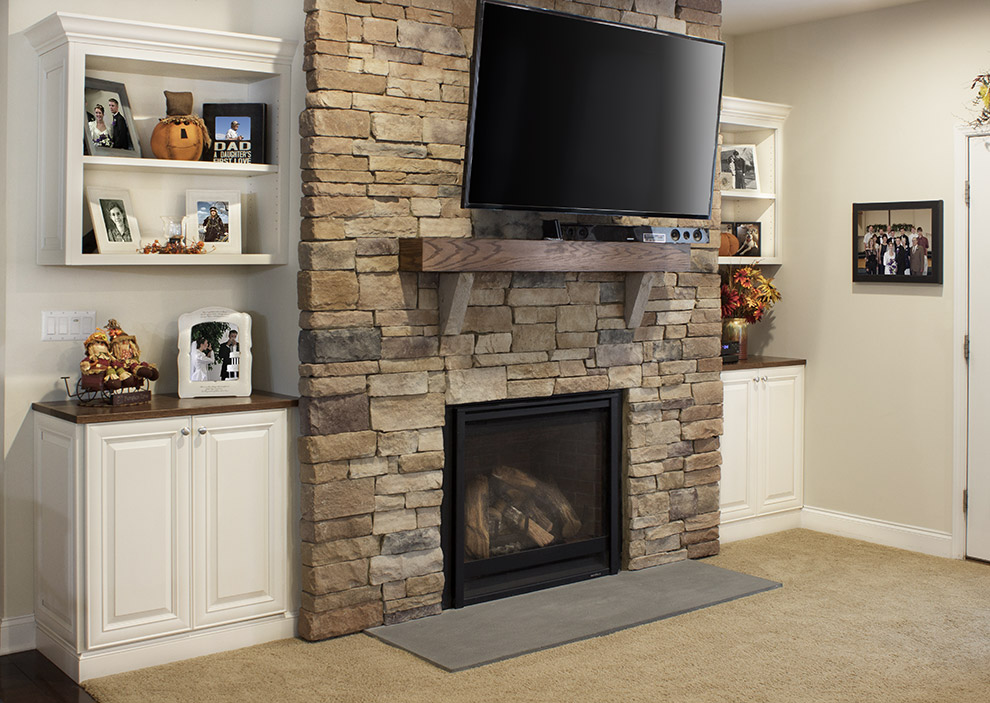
[83,530,990,703]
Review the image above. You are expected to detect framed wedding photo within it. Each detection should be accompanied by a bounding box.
[83,78,142,158]
[185,189,242,254]
[719,144,760,192]
[177,307,252,398]
[85,187,141,254]
[852,200,943,284]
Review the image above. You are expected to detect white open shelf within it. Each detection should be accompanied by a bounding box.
[26,13,296,266]
[719,96,791,266]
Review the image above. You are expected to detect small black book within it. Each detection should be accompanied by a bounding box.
[202,103,267,164]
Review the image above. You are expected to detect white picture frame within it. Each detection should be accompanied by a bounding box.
[185,189,242,254]
[719,144,760,192]
[85,187,141,253]
[177,307,252,398]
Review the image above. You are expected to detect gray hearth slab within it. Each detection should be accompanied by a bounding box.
[366,559,781,671]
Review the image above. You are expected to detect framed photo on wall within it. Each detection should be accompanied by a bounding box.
[83,78,142,158]
[185,189,242,254]
[852,200,943,284]
[177,307,252,398]
[719,144,759,192]
[85,186,141,253]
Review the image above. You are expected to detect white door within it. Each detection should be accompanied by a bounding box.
[86,418,192,647]
[757,366,804,515]
[192,410,287,627]
[719,369,759,522]
[968,136,990,559]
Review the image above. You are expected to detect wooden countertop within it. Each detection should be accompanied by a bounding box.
[33,391,298,425]
[721,355,806,371]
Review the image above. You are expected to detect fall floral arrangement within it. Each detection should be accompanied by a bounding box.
[720,265,781,323]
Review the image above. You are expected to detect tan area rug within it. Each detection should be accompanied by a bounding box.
[83,530,990,703]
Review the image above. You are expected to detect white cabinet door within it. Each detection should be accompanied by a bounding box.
[192,410,287,627]
[758,367,804,514]
[86,418,192,648]
[720,365,805,522]
[720,370,759,522]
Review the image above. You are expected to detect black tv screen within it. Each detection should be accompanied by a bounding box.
[463,0,725,219]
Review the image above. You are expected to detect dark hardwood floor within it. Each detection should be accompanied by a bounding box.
[0,651,95,703]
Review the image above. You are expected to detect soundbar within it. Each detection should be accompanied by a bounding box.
[542,220,709,244]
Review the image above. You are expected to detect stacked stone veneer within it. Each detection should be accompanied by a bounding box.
[297,0,724,640]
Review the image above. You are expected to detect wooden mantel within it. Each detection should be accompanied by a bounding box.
[398,238,692,334]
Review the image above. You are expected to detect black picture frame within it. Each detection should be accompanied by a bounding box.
[202,103,267,164]
[83,78,142,158]
[733,221,761,257]
[852,200,943,284]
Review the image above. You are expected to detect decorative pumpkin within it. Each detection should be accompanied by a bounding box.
[719,230,739,257]
[150,91,211,161]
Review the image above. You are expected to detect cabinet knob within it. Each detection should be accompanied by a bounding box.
[198,427,208,435]
[181,427,190,436]
[752,377,759,383]
[761,376,768,383]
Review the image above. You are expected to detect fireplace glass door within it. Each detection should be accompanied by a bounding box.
[443,392,620,607]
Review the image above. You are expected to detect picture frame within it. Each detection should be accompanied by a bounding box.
[852,200,943,284]
[177,307,252,398]
[85,187,141,253]
[733,222,762,257]
[185,190,242,254]
[83,78,142,158]
[719,144,760,192]
[202,103,267,164]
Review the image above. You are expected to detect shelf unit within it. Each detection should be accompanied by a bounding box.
[719,96,791,266]
[25,13,296,266]
[398,238,692,334]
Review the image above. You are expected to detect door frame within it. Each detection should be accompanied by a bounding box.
[953,125,990,559]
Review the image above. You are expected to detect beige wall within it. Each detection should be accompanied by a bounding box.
[2,0,304,619]
[729,0,982,533]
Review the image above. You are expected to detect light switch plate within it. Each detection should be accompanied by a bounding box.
[42,311,96,341]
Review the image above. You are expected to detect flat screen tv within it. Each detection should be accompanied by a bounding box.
[462,0,725,220]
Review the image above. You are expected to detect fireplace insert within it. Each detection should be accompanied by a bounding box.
[442,391,621,607]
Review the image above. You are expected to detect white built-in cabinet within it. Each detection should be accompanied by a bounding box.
[33,398,296,682]
[719,97,791,265]
[720,362,805,531]
[24,13,296,265]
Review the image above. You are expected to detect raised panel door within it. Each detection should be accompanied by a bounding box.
[758,367,804,514]
[193,410,286,627]
[86,418,192,648]
[719,370,760,522]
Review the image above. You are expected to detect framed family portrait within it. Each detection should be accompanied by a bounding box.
[185,190,242,254]
[83,78,142,158]
[720,144,760,191]
[852,200,943,284]
[85,187,141,253]
[177,307,252,398]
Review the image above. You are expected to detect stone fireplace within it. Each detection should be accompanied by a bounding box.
[297,0,724,640]
[443,391,622,607]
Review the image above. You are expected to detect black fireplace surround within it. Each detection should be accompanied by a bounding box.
[442,391,621,607]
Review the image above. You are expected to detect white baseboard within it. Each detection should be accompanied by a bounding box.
[719,506,954,558]
[800,506,954,558]
[38,612,297,683]
[1,615,37,654]
[720,509,803,544]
